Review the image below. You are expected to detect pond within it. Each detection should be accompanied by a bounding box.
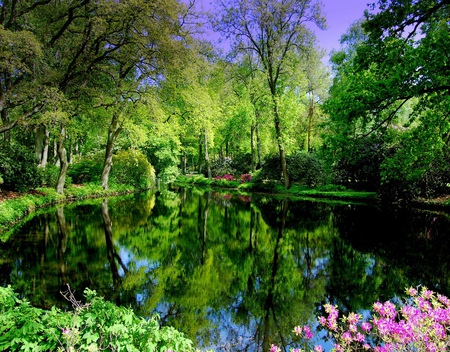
[1,186,450,351]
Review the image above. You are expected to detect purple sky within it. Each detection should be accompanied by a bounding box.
[316,0,371,57]
[192,0,372,64]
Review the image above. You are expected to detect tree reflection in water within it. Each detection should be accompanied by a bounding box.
[1,188,450,351]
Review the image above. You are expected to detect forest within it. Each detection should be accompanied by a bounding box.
[0,0,449,203]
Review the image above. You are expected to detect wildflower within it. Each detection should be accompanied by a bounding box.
[406,287,418,297]
[303,326,313,339]
[347,312,360,325]
[270,344,280,352]
[361,322,372,332]
[313,346,324,352]
[62,328,70,334]
[342,331,353,344]
[293,326,302,336]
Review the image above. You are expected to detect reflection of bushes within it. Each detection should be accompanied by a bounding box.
[111,149,155,189]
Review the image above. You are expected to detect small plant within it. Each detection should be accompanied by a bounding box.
[0,285,196,352]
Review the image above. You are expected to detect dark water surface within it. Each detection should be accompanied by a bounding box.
[1,187,450,351]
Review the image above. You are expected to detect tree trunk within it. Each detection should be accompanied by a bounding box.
[198,133,203,174]
[56,125,68,194]
[204,129,212,179]
[272,98,290,188]
[41,128,49,169]
[54,138,60,166]
[251,124,256,173]
[34,126,44,165]
[256,121,262,169]
[307,95,315,152]
[101,113,123,190]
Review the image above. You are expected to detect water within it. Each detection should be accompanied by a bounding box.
[1,186,450,351]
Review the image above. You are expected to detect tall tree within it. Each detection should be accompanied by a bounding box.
[213,0,326,188]
[324,0,450,197]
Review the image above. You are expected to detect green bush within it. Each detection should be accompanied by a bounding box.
[68,152,104,184]
[231,153,253,175]
[254,155,282,182]
[40,164,72,188]
[287,152,325,187]
[210,156,235,177]
[0,285,195,352]
[111,149,155,189]
[0,142,40,192]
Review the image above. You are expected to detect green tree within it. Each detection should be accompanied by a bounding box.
[213,0,326,188]
[323,0,450,199]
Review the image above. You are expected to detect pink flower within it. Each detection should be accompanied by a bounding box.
[270,344,280,352]
[314,346,324,352]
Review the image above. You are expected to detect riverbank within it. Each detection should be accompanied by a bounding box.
[0,183,138,240]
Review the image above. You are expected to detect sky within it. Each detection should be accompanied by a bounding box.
[193,0,373,65]
[315,0,371,58]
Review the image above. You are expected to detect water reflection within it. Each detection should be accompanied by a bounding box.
[1,188,450,351]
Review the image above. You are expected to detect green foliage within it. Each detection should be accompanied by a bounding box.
[254,155,282,183]
[0,142,40,192]
[143,136,180,183]
[68,152,104,184]
[111,149,155,189]
[210,156,235,177]
[231,153,253,175]
[0,285,195,352]
[287,152,325,187]
[40,165,72,188]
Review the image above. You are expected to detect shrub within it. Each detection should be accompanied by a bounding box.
[231,153,253,175]
[111,149,155,189]
[210,156,235,177]
[240,173,252,182]
[287,152,325,187]
[0,285,195,352]
[254,155,282,183]
[40,164,72,188]
[68,152,104,184]
[0,142,40,192]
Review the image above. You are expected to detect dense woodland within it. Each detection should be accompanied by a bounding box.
[0,0,449,202]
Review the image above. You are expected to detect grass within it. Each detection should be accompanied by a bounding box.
[175,174,378,203]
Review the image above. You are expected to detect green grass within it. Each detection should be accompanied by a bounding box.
[174,176,378,203]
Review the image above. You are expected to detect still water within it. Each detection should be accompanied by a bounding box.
[1,187,450,351]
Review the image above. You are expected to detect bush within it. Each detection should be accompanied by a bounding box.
[111,149,155,189]
[287,152,325,187]
[0,285,195,352]
[254,155,282,183]
[210,156,235,177]
[40,164,72,188]
[0,142,40,192]
[231,153,253,175]
[68,152,104,184]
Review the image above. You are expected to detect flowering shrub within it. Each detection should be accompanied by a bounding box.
[240,173,252,182]
[214,174,235,181]
[275,286,450,352]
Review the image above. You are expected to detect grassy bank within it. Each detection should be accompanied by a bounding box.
[0,183,138,239]
[175,174,379,203]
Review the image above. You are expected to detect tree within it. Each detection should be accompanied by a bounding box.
[213,0,326,188]
[323,0,450,198]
